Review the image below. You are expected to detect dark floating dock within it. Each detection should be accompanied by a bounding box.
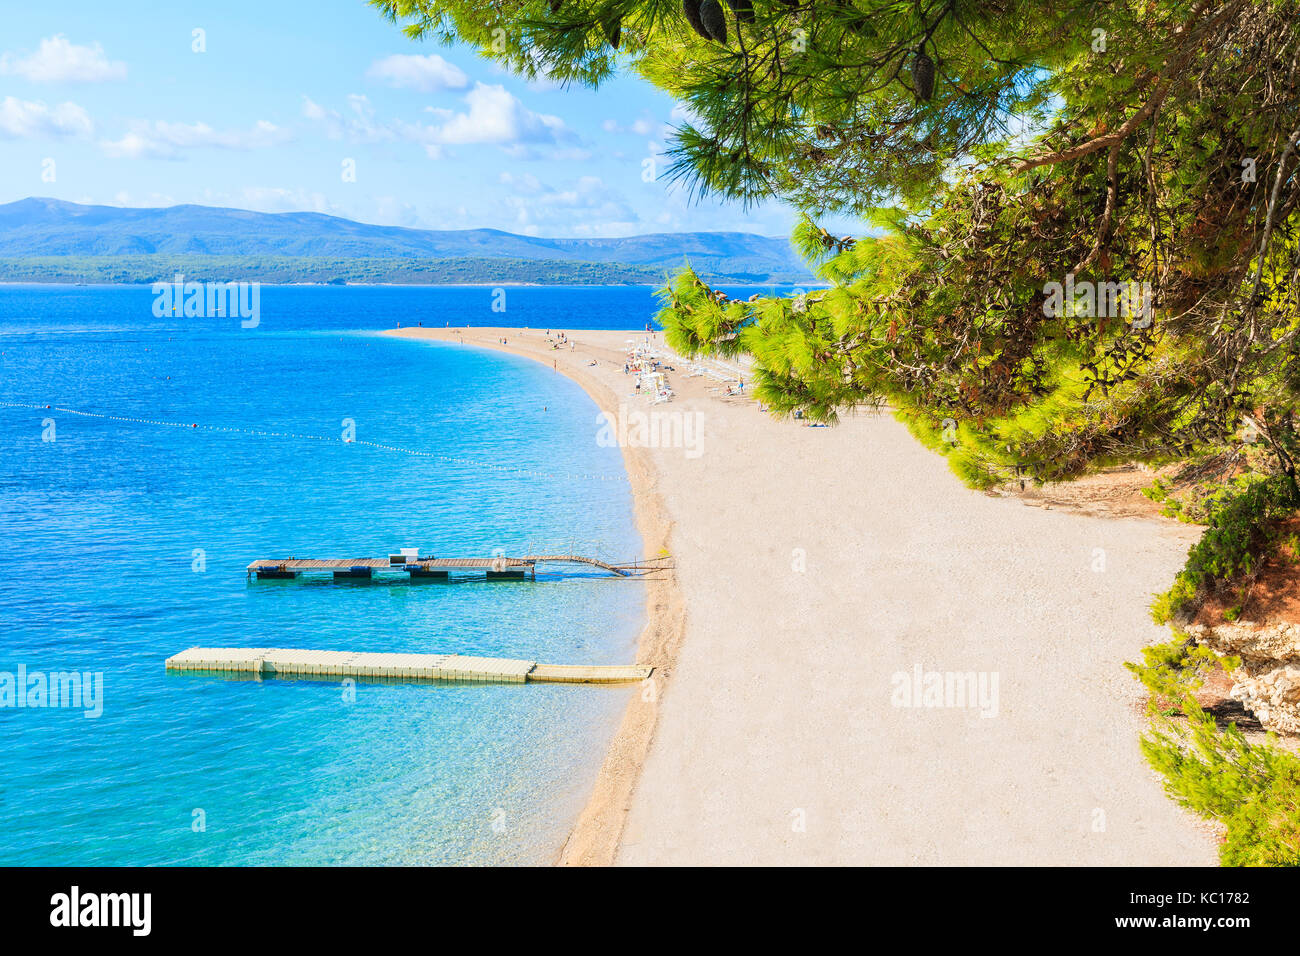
[246,551,673,581]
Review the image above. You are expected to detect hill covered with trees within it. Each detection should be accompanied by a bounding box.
[0,198,811,284]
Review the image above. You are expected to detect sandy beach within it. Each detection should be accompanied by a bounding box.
[386,325,1218,866]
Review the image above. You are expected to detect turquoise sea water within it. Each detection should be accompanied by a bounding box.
[0,284,721,866]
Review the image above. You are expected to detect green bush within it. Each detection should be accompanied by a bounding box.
[1128,637,1300,866]
[1151,474,1296,623]
[1142,477,1171,503]
[1143,702,1300,866]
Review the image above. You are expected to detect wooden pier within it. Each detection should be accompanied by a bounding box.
[246,551,673,581]
[166,647,653,684]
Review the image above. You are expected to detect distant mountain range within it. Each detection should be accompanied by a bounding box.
[0,198,811,285]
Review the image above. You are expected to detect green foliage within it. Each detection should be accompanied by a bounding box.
[375,1,1300,496]
[1150,576,1199,628]
[1143,700,1300,867]
[1279,531,1300,564]
[1155,465,1291,525]
[1128,637,1300,867]
[1151,474,1297,624]
[1127,634,1231,702]
[1142,477,1171,504]
[1137,475,1300,868]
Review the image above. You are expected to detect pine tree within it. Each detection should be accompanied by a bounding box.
[371,0,1300,491]
[372,0,1300,866]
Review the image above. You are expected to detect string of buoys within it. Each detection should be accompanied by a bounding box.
[0,401,627,483]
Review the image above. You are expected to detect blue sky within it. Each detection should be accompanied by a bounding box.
[0,0,840,239]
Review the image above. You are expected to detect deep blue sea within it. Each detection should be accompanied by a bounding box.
[0,283,785,866]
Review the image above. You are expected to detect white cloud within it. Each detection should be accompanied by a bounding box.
[502,143,591,162]
[302,94,396,143]
[498,171,545,193]
[302,97,331,122]
[0,35,126,84]
[101,119,287,159]
[425,83,569,146]
[498,172,639,237]
[0,96,93,138]
[602,115,656,136]
[304,85,576,160]
[367,53,469,92]
[99,131,164,159]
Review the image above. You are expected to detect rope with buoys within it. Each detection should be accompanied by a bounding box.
[0,401,627,483]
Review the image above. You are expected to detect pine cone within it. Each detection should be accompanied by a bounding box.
[700,0,728,42]
[682,0,712,39]
[604,17,622,49]
[912,47,935,102]
[726,0,756,23]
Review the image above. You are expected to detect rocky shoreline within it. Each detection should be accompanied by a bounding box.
[1185,621,1300,737]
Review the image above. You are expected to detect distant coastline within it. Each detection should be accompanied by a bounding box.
[0,198,816,286]
[0,255,809,287]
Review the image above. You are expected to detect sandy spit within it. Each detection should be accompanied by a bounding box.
[384,325,1218,867]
